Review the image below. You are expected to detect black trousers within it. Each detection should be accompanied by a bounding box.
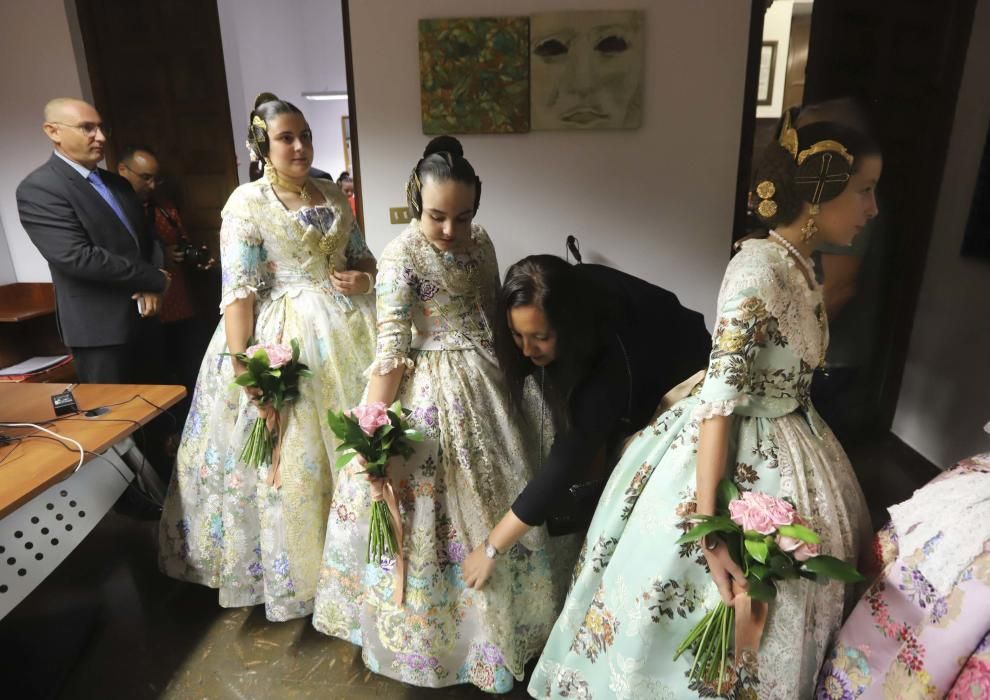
[70,344,134,384]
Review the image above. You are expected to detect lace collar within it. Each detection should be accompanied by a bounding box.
[405,218,491,298]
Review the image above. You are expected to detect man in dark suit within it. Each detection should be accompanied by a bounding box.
[16,98,171,383]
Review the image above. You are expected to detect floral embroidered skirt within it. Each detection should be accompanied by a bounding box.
[312,347,568,693]
[158,290,375,621]
[529,401,870,699]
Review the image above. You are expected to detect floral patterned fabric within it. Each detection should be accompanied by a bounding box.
[159,179,376,621]
[312,221,566,693]
[817,453,990,699]
[529,239,871,699]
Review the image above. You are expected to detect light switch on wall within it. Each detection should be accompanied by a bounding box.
[389,207,412,225]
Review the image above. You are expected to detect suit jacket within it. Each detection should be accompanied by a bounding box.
[16,154,167,347]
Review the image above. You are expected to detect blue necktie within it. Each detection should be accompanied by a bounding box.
[87,171,138,244]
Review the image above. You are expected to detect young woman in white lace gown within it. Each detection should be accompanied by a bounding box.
[312,137,563,693]
[159,95,376,621]
[529,107,880,699]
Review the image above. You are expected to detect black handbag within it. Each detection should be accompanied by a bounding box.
[545,333,633,537]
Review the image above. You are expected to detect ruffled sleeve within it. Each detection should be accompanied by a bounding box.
[366,240,416,376]
[693,257,774,421]
[218,209,270,313]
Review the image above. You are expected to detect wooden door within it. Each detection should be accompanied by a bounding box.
[74,0,239,312]
[802,0,977,432]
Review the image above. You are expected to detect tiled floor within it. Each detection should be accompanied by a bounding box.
[0,432,938,699]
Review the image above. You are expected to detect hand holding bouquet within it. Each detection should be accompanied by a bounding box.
[226,339,311,487]
[327,401,423,565]
[673,479,863,694]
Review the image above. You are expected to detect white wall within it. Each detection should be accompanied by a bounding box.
[0,0,91,283]
[757,0,794,119]
[349,0,751,326]
[892,0,990,467]
[217,0,350,185]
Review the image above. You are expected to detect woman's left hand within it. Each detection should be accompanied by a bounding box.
[331,269,370,296]
[462,543,497,590]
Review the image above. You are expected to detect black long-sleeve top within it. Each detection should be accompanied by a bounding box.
[511,264,712,526]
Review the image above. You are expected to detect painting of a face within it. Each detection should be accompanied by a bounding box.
[531,10,644,130]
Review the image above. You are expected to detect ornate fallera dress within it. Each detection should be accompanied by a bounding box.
[312,220,562,693]
[159,178,376,621]
[529,239,871,699]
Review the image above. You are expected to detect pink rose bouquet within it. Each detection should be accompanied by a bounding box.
[327,401,423,564]
[225,339,311,481]
[673,479,862,694]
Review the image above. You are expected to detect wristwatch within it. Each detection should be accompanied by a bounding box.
[483,537,501,560]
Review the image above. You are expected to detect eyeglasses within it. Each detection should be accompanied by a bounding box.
[51,121,112,137]
[121,162,164,185]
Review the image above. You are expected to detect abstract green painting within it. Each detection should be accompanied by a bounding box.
[419,17,530,134]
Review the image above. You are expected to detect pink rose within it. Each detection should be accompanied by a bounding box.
[246,343,293,369]
[728,490,796,534]
[349,402,390,436]
[775,517,821,561]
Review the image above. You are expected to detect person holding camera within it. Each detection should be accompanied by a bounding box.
[118,145,216,446]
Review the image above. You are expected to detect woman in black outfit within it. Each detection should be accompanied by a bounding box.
[462,254,712,588]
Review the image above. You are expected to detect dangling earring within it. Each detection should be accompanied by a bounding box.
[802,204,820,241]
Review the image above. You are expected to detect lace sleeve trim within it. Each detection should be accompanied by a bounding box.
[692,397,746,421]
[365,356,415,378]
[219,285,259,313]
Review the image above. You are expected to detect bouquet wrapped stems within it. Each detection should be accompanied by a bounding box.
[328,400,424,602]
[367,477,400,564]
[225,339,311,488]
[675,602,735,693]
[673,479,864,693]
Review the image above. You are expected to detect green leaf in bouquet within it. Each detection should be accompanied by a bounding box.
[769,553,792,572]
[747,563,770,581]
[744,538,769,564]
[675,516,737,545]
[327,410,348,437]
[298,367,313,378]
[776,523,821,544]
[291,338,300,363]
[799,570,818,582]
[716,479,740,510]
[404,428,425,442]
[268,368,282,378]
[335,450,357,470]
[248,354,269,376]
[233,373,257,387]
[746,578,777,602]
[802,555,864,583]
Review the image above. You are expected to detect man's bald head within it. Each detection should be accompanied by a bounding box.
[44,97,93,123]
[42,98,107,169]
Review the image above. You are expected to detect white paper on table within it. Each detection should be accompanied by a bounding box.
[0,355,71,376]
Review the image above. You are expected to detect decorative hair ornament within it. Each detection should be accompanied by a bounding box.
[755,180,778,219]
[798,140,854,167]
[778,110,799,160]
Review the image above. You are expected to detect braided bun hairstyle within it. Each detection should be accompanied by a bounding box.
[405,135,482,219]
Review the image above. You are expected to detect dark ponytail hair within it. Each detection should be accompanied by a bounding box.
[405,135,482,218]
[246,92,305,181]
[494,255,604,430]
[752,101,881,229]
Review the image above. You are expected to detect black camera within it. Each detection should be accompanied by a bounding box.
[180,243,211,267]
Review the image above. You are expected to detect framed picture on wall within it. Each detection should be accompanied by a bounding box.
[757,41,778,107]
[342,115,351,174]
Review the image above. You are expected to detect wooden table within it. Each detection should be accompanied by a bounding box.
[0,383,185,617]
[0,383,186,518]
